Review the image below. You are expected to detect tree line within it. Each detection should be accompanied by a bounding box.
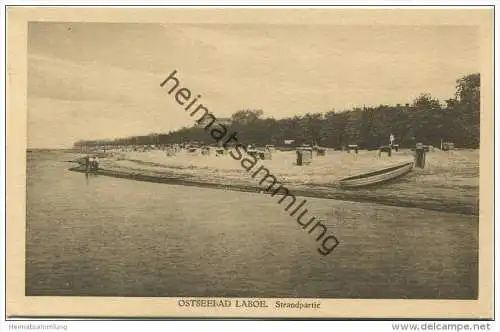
[74,73,480,150]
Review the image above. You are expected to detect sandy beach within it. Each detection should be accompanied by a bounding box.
[70,148,479,215]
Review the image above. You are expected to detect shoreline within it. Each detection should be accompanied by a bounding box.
[68,165,478,216]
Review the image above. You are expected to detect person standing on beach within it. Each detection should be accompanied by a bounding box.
[94,156,100,170]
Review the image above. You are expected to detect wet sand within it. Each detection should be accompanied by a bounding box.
[69,148,479,215]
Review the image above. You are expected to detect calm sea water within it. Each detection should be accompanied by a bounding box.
[26,150,478,299]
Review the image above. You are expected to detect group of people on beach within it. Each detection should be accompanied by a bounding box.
[84,155,100,172]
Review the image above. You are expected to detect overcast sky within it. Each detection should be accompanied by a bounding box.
[28,23,479,148]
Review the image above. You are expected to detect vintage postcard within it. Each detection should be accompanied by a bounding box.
[6,7,494,319]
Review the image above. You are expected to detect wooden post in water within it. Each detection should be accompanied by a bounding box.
[414,143,426,168]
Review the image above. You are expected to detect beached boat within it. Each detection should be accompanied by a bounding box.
[339,161,414,188]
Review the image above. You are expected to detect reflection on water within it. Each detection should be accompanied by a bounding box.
[26,150,478,298]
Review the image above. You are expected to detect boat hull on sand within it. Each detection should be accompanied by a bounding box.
[339,162,414,188]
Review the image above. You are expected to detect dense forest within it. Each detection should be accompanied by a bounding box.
[74,73,480,150]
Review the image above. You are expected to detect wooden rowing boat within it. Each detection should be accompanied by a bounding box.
[339,161,414,188]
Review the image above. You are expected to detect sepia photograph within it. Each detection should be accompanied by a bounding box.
[6,7,494,319]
